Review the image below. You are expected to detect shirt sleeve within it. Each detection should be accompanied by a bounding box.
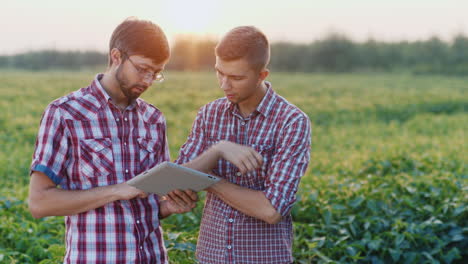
[158,115,171,163]
[30,103,70,185]
[263,116,311,217]
[175,107,207,165]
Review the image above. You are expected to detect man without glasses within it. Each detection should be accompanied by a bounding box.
[176,26,312,263]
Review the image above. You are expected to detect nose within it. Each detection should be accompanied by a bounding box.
[141,76,154,86]
[219,76,230,91]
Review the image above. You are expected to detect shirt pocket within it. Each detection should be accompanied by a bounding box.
[137,137,161,171]
[79,138,114,186]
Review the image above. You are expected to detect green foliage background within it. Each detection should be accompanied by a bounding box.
[0,71,466,263]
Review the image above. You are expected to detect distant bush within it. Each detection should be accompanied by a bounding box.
[2,33,468,75]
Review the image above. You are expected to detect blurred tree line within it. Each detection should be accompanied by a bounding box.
[1,33,468,75]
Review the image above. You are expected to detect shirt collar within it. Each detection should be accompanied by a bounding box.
[255,81,276,117]
[225,81,276,118]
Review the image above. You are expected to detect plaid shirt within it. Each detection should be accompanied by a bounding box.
[31,74,170,264]
[176,82,311,264]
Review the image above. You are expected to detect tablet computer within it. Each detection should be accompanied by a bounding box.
[127,162,221,196]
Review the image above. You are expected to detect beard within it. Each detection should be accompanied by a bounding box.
[115,65,148,101]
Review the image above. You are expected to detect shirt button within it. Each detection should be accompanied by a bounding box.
[136,220,140,224]
[124,142,127,146]
[124,117,128,121]
[241,122,246,125]
[227,245,232,250]
[140,246,143,250]
[228,218,234,223]
[116,118,120,122]
[236,172,241,176]
[125,169,129,173]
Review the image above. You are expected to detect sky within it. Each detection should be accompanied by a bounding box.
[1,0,467,55]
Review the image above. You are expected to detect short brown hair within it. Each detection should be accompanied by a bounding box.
[215,26,270,71]
[109,17,170,66]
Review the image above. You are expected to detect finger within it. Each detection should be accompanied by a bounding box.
[245,150,261,171]
[241,156,256,172]
[173,189,193,204]
[184,189,198,201]
[254,151,264,166]
[167,192,185,207]
[248,152,262,169]
[237,159,249,174]
[231,157,247,174]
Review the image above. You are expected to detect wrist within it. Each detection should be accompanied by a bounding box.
[158,199,170,219]
[206,179,227,193]
[212,141,225,158]
[108,183,123,201]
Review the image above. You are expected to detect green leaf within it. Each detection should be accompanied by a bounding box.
[368,239,382,250]
[323,209,332,226]
[349,196,365,208]
[332,204,346,210]
[389,248,401,262]
[441,248,461,263]
[346,246,357,257]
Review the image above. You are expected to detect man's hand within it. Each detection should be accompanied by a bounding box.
[159,189,198,218]
[215,141,263,173]
[113,183,148,200]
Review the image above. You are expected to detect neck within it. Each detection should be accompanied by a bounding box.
[100,72,131,111]
[237,81,268,118]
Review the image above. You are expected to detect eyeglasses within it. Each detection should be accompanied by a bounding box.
[123,53,165,83]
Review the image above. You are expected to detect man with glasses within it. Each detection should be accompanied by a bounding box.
[28,18,198,264]
[176,26,311,263]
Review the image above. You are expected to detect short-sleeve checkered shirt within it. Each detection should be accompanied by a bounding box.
[31,74,170,264]
[176,82,311,264]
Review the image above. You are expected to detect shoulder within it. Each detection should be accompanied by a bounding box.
[137,98,166,124]
[198,97,229,116]
[45,87,93,118]
[272,93,310,127]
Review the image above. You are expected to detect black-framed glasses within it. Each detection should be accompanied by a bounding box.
[122,52,165,83]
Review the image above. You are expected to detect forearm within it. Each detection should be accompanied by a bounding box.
[28,171,144,218]
[182,144,221,173]
[206,179,282,224]
[29,184,119,218]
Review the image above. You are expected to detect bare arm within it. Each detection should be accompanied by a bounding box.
[184,141,280,224]
[183,140,263,174]
[28,171,147,218]
[206,179,282,224]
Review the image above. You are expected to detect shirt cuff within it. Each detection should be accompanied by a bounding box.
[31,164,62,185]
[263,189,294,217]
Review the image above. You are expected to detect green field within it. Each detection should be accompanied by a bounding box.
[0,71,466,263]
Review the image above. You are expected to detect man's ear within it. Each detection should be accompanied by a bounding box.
[109,48,123,67]
[259,68,269,81]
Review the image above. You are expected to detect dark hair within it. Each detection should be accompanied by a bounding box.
[109,17,170,66]
[215,26,270,71]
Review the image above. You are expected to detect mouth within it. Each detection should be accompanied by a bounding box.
[226,94,235,99]
[133,85,147,93]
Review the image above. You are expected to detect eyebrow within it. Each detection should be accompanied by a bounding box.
[215,67,244,78]
[140,63,163,73]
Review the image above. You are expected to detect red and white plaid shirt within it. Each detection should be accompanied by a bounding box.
[176,82,311,264]
[31,74,170,264]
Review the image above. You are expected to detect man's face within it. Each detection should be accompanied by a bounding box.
[115,54,165,101]
[215,57,264,105]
